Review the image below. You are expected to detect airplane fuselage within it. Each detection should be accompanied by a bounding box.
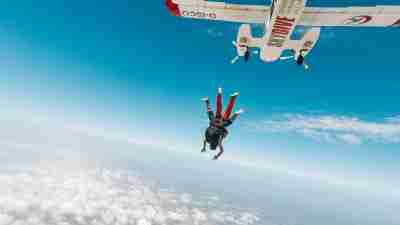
[166,0,400,67]
[261,0,307,62]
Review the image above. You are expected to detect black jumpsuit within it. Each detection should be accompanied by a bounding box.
[205,111,236,150]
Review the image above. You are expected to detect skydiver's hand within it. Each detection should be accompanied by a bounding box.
[213,155,219,160]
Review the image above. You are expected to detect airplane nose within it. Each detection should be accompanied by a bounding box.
[165,0,181,16]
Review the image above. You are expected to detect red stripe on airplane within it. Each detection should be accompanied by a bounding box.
[165,0,181,17]
[268,16,296,47]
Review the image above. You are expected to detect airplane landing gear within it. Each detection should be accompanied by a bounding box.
[296,54,304,66]
[296,49,306,66]
[244,49,250,62]
[295,49,309,70]
[231,42,252,64]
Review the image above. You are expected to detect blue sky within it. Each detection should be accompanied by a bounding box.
[0,0,399,185]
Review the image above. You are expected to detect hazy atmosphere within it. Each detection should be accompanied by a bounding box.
[0,0,399,225]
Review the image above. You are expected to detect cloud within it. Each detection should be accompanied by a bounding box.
[386,115,400,123]
[191,208,207,223]
[0,167,259,225]
[210,211,259,225]
[249,114,400,144]
[0,214,13,225]
[337,133,362,145]
[180,193,192,204]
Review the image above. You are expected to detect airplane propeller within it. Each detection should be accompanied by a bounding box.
[231,55,240,64]
[230,41,241,64]
[279,55,310,70]
[230,41,258,64]
[279,56,294,60]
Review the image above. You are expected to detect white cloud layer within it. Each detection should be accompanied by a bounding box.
[0,167,259,225]
[250,114,400,144]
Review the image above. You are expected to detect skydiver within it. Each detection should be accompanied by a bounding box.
[201,88,243,160]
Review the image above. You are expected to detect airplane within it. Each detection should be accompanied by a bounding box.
[165,0,400,69]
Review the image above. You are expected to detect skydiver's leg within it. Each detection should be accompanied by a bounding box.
[223,109,243,128]
[223,92,239,120]
[215,88,223,119]
[213,136,224,160]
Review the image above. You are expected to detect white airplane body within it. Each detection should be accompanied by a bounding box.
[166,0,400,68]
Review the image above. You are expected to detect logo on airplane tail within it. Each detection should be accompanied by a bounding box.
[344,15,372,25]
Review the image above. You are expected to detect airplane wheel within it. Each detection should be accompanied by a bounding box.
[296,55,304,66]
[244,50,250,62]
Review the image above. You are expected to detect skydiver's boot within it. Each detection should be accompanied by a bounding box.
[223,92,239,120]
[235,109,244,115]
[228,109,244,124]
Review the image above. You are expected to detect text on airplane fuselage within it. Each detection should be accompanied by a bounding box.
[182,10,217,19]
[267,16,295,47]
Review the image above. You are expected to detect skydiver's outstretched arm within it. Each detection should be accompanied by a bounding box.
[213,136,224,160]
[201,138,207,152]
[208,111,214,122]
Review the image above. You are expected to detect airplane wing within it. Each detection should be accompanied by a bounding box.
[299,6,400,27]
[165,0,270,24]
